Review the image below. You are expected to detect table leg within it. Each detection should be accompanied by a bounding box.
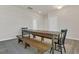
[51,35,54,54]
[33,35,36,38]
[41,37,44,42]
[28,32,30,38]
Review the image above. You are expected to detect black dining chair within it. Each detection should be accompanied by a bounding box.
[54,29,68,54]
[16,27,28,43]
[50,29,67,54]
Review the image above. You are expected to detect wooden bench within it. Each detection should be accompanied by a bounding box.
[16,35,30,47]
[16,35,29,43]
[16,35,23,43]
[23,37,51,54]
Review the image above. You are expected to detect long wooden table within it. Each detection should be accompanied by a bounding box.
[22,29,60,54]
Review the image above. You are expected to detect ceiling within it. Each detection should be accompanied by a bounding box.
[17,5,64,15]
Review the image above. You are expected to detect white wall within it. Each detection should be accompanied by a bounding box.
[0,6,43,41]
[1,5,79,41]
[43,12,58,31]
[43,6,79,40]
[57,6,79,40]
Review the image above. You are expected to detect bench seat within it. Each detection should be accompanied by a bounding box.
[16,35,29,43]
[23,37,51,54]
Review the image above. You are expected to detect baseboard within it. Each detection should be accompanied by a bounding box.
[66,37,79,41]
[0,36,79,42]
[0,37,16,41]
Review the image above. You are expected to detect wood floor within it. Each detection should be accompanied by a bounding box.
[0,38,79,54]
[65,39,79,54]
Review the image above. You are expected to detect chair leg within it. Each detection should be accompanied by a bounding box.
[63,45,66,53]
[58,44,62,54]
[50,47,55,54]
[24,43,28,48]
[50,47,52,53]
[55,43,56,50]
[60,48,62,54]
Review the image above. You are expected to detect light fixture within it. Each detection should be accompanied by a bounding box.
[27,7,33,10]
[38,11,42,14]
[54,5,64,9]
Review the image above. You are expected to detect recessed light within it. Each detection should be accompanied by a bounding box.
[38,11,42,14]
[54,5,64,9]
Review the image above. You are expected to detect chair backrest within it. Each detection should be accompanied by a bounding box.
[60,29,68,45]
[21,27,28,30]
[21,27,28,37]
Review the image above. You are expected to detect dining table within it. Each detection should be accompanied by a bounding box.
[22,29,60,54]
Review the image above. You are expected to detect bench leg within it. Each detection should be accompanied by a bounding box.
[24,43,28,48]
[24,43,30,48]
[18,39,23,43]
[18,39,20,43]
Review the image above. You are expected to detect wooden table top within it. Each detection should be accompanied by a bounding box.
[22,29,60,36]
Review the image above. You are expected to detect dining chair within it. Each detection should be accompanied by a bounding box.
[21,27,28,38]
[50,29,67,54]
[54,29,68,54]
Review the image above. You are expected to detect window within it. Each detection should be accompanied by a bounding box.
[33,19,37,30]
